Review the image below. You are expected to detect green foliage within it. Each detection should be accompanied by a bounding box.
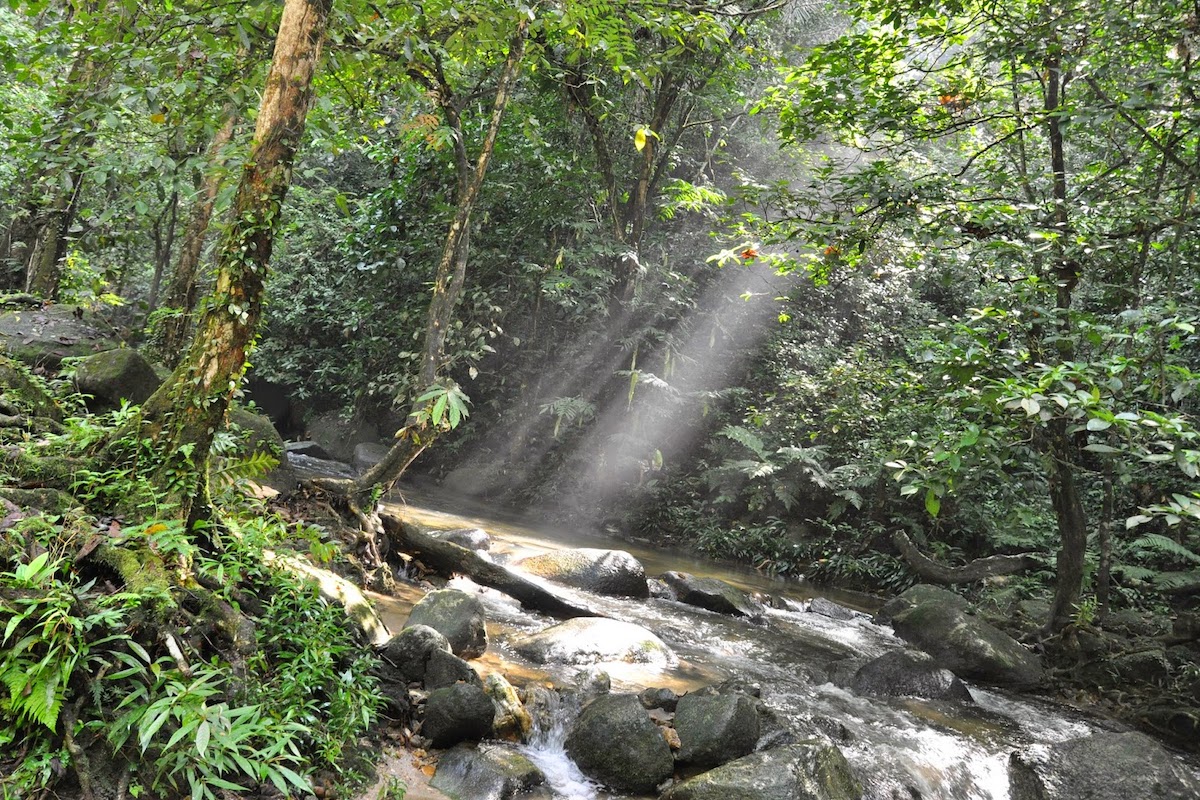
[0,553,123,734]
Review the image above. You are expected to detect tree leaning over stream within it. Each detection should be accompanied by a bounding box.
[124,0,332,517]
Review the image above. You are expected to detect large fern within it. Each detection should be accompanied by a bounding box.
[1130,533,1200,564]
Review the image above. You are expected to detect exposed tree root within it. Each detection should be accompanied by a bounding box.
[893,530,1039,584]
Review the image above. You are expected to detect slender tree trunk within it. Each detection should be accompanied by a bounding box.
[156,111,239,366]
[352,20,529,499]
[1042,46,1089,635]
[127,0,331,514]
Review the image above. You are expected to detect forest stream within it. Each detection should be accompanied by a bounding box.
[283,460,1200,800]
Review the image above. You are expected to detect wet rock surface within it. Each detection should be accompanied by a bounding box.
[1008,731,1200,800]
[407,589,489,659]
[513,617,672,666]
[886,586,1044,689]
[661,741,863,800]
[673,691,760,767]
[564,693,674,794]
[849,649,973,702]
[513,547,649,597]
[429,743,545,800]
[660,571,763,618]
[422,683,496,748]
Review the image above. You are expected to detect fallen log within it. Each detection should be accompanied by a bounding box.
[380,512,600,619]
[893,530,1039,584]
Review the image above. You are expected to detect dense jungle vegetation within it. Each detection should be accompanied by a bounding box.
[2,0,1200,796]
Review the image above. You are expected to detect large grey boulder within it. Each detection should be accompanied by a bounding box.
[224,406,298,495]
[73,348,161,410]
[422,683,496,748]
[430,743,544,800]
[513,548,649,597]
[564,693,674,795]
[1008,731,1200,799]
[674,692,760,768]
[381,624,452,683]
[661,741,862,800]
[407,589,488,659]
[513,618,672,666]
[306,410,379,462]
[886,589,1044,689]
[661,571,763,618]
[876,584,969,623]
[0,304,119,368]
[424,648,482,690]
[849,650,973,702]
[352,441,390,474]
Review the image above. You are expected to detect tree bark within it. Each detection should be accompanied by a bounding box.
[892,530,1039,584]
[127,0,331,515]
[155,111,239,366]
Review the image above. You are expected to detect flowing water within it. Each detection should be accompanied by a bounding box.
[288,461,1199,799]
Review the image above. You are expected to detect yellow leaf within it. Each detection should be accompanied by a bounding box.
[146,523,168,535]
[150,112,166,124]
[634,127,648,152]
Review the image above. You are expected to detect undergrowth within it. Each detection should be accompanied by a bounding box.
[0,390,382,800]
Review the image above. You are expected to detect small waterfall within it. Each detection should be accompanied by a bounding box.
[520,687,603,800]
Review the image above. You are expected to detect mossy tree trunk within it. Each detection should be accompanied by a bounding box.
[129,0,332,515]
[155,110,240,366]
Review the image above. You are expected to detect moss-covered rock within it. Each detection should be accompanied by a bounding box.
[73,348,162,410]
[564,693,674,794]
[661,741,862,800]
[674,691,760,767]
[406,589,488,659]
[430,742,545,800]
[0,305,120,369]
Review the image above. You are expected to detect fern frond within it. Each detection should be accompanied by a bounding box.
[212,452,279,486]
[720,425,767,459]
[1131,533,1200,564]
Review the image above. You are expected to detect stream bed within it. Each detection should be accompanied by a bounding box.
[290,463,1200,799]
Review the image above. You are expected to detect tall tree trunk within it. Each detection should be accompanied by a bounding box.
[1042,42,1089,635]
[350,20,529,501]
[126,0,331,515]
[156,111,239,366]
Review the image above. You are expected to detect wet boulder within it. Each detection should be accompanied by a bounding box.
[876,584,969,624]
[513,618,672,666]
[352,441,390,474]
[1008,731,1200,800]
[422,683,496,748]
[306,410,379,462]
[808,597,862,621]
[849,650,973,702]
[424,648,482,690]
[887,592,1044,689]
[640,686,680,712]
[564,693,674,794]
[661,571,763,618]
[674,691,760,768]
[661,741,862,800]
[73,348,161,410]
[430,742,545,800]
[381,624,452,684]
[407,588,488,659]
[431,527,492,551]
[513,548,649,597]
